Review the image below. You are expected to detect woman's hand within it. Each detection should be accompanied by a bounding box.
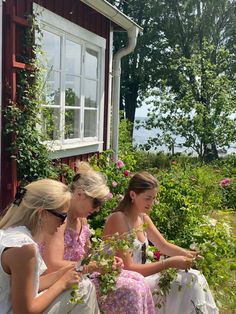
[57,265,81,290]
[112,256,124,270]
[185,250,200,258]
[185,250,204,261]
[165,256,193,270]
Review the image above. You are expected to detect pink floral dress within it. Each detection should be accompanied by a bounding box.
[64,223,155,314]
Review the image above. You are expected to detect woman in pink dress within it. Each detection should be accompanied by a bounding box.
[39,163,155,314]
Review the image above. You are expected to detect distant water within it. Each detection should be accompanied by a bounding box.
[133,117,236,155]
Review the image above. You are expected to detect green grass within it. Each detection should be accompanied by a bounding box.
[213,211,236,314]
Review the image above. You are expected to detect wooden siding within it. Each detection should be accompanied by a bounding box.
[1,0,111,211]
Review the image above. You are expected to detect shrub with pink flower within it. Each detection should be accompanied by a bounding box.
[88,150,135,230]
[219,177,236,210]
[107,192,113,199]
[112,181,118,187]
[123,170,130,177]
[153,250,161,261]
[219,178,232,188]
[116,160,124,168]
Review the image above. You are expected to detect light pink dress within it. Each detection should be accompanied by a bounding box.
[64,224,156,314]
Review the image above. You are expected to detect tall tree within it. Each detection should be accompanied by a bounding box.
[108,0,164,125]
[142,0,236,161]
[109,0,236,160]
[142,41,236,161]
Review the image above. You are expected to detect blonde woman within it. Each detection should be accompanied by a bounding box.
[39,163,156,314]
[103,171,219,314]
[0,178,99,314]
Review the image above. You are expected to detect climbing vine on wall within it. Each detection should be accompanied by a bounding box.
[4,14,70,183]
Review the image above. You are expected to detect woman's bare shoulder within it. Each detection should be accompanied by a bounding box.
[104,211,128,235]
[81,217,88,225]
[142,213,152,223]
[3,244,36,269]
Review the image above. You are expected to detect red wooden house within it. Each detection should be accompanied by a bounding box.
[0,0,141,210]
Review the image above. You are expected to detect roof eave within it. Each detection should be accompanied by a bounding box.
[80,0,143,32]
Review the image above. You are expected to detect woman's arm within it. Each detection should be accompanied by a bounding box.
[144,214,197,258]
[39,264,77,291]
[40,224,74,273]
[3,244,79,314]
[103,212,192,277]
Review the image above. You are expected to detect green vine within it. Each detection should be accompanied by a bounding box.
[4,14,69,184]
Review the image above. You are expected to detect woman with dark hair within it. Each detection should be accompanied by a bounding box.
[103,171,218,314]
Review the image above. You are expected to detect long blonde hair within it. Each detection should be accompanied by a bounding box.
[0,179,71,234]
[70,162,109,200]
[115,171,159,212]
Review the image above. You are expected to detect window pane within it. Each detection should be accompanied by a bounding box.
[65,75,80,107]
[85,48,98,79]
[65,109,80,139]
[84,110,97,137]
[66,40,82,75]
[45,71,60,106]
[84,80,97,108]
[42,30,61,70]
[42,107,60,140]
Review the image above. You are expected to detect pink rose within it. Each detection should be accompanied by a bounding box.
[219,178,232,188]
[112,181,118,187]
[116,160,124,168]
[153,251,161,261]
[123,170,130,177]
[107,192,113,199]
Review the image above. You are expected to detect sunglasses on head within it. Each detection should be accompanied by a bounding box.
[46,209,67,223]
[72,173,81,182]
[92,197,103,209]
[141,242,147,264]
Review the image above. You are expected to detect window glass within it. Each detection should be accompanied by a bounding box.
[41,30,60,70]
[65,75,80,107]
[65,109,81,139]
[42,107,61,140]
[84,79,97,108]
[65,40,82,75]
[45,71,60,106]
[40,22,102,145]
[85,48,98,79]
[84,110,97,137]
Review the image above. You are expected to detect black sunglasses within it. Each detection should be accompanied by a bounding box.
[46,209,67,223]
[141,242,147,264]
[92,198,103,209]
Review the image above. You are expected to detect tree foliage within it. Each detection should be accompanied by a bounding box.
[142,41,236,161]
[108,0,164,124]
[108,0,236,161]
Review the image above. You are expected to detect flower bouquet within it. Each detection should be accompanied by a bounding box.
[69,230,136,304]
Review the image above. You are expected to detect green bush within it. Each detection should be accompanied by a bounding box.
[86,149,236,309]
[88,150,135,230]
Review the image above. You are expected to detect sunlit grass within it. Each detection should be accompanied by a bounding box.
[212,211,236,314]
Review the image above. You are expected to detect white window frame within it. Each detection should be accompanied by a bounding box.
[33,3,106,158]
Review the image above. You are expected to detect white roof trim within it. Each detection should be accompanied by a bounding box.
[80,0,143,31]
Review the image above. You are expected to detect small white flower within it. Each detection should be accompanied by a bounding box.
[190,242,199,251]
[208,218,217,227]
[89,227,95,235]
[146,250,154,258]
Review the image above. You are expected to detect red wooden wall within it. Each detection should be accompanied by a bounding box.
[1,0,111,210]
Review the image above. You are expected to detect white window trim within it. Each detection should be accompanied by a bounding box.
[33,3,106,158]
[33,3,106,49]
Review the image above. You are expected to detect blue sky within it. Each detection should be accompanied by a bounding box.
[135,104,149,118]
